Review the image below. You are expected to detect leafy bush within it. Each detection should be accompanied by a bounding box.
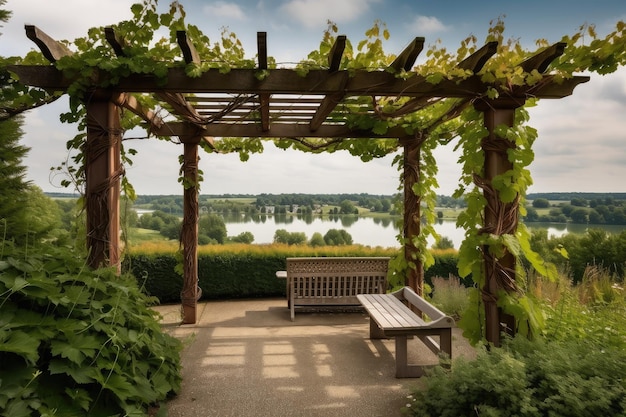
[403,337,626,417]
[0,242,182,416]
[124,243,400,303]
[404,266,626,417]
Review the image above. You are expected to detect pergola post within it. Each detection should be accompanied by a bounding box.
[475,99,521,346]
[180,136,201,324]
[84,91,122,271]
[401,135,424,295]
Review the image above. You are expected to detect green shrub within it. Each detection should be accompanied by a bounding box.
[403,337,626,417]
[423,249,466,287]
[0,242,182,416]
[124,244,463,303]
[124,244,401,303]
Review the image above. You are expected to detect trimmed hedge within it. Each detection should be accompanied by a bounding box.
[123,244,460,304]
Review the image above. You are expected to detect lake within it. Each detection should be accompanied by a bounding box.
[223,214,626,248]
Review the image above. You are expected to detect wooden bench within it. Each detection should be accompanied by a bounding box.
[276,257,389,321]
[357,286,454,378]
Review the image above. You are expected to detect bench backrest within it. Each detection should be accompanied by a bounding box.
[286,257,389,298]
[395,286,454,328]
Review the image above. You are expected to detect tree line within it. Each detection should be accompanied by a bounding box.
[528,196,626,225]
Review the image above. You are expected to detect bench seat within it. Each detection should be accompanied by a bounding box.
[358,287,454,378]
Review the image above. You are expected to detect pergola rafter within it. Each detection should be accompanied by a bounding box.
[13,25,589,344]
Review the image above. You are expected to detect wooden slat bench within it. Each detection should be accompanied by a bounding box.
[357,286,454,378]
[276,257,390,321]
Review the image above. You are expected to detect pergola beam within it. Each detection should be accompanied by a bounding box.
[457,41,498,72]
[25,25,72,62]
[520,42,567,73]
[150,120,411,138]
[177,31,201,64]
[105,27,126,57]
[389,37,425,73]
[328,35,347,71]
[257,32,270,132]
[112,93,163,129]
[10,65,588,99]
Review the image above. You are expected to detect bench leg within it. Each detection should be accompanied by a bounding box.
[369,317,386,339]
[395,336,424,378]
[440,328,452,359]
[290,281,295,321]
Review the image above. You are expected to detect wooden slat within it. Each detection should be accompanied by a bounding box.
[177,31,201,64]
[112,93,163,128]
[309,92,345,132]
[457,41,498,72]
[328,35,346,72]
[389,37,425,73]
[257,32,270,132]
[25,25,72,62]
[105,27,126,57]
[519,42,566,73]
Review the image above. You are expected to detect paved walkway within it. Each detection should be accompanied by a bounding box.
[154,299,475,417]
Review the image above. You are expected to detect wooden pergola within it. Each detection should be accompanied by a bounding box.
[12,25,588,345]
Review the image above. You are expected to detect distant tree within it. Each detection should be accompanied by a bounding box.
[570,208,588,224]
[161,221,181,240]
[380,198,391,212]
[613,210,626,225]
[560,204,575,216]
[199,213,227,244]
[571,198,587,207]
[588,209,604,224]
[339,200,357,214]
[273,229,290,244]
[309,232,326,247]
[532,198,550,208]
[230,231,254,244]
[324,229,353,245]
[273,229,306,245]
[437,211,444,220]
[432,236,454,250]
[524,207,539,222]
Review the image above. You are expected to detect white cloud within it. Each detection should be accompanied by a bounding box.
[2,0,134,56]
[203,2,247,20]
[280,0,380,29]
[407,15,448,35]
[527,68,626,193]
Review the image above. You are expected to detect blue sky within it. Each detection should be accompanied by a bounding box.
[2,0,626,196]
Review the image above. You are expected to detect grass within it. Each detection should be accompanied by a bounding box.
[126,227,170,244]
[429,275,469,320]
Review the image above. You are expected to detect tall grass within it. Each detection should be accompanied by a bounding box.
[128,241,400,257]
[429,275,469,320]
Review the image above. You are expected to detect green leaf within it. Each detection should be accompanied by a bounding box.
[0,331,41,365]
[50,333,102,365]
[49,359,97,384]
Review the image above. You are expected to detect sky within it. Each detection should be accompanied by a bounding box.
[2,0,626,196]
